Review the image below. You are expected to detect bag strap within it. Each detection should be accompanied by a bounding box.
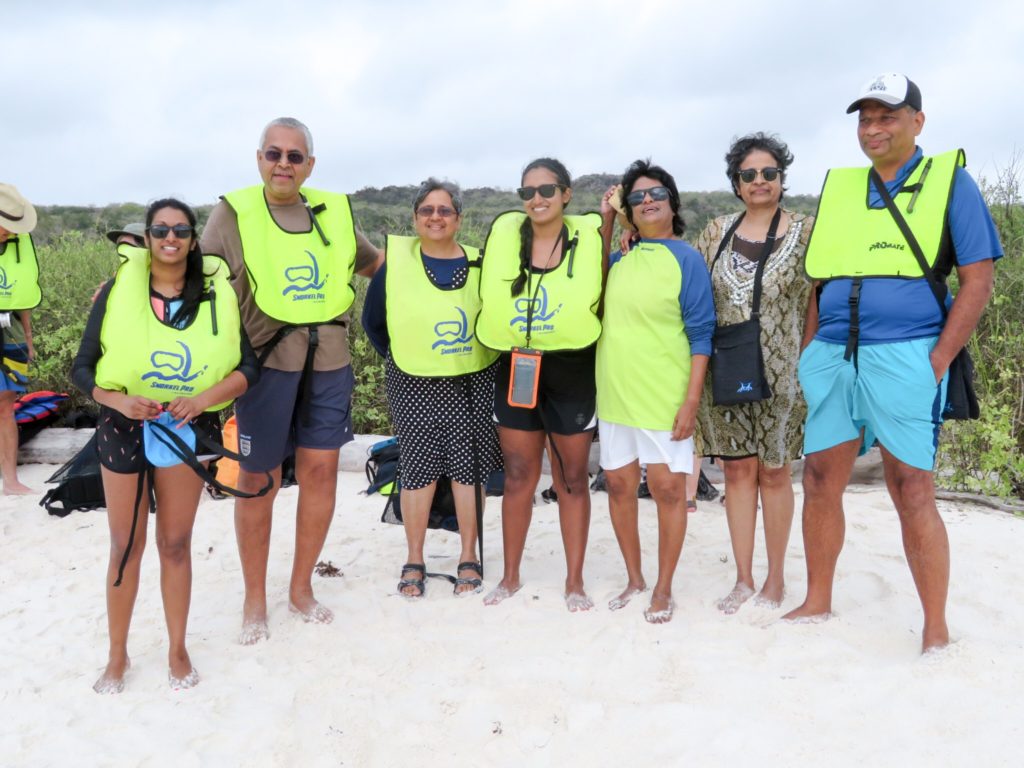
[710,208,782,320]
[869,166,949,319]
[709,213,745,273]
[750,207,783,319]
[147,420,274,499]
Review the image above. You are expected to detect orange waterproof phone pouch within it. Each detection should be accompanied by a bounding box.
[508,347,543,408]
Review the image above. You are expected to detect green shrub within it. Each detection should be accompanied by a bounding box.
[936,244,1024,498]
[32,233,119,410]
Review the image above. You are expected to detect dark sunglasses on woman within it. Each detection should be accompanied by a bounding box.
[415,205,457,218]
[736,167,782,184]
[147,224,194,239]
[517,184,565,201]
[625,186,671,206]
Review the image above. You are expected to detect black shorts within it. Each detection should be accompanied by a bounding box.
[96,407,223,474]
[493,346,597,434]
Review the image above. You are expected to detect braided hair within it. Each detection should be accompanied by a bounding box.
[510,157,572,297]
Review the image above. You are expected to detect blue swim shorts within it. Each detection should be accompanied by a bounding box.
[235,366,355,473]
[799,337,947,471]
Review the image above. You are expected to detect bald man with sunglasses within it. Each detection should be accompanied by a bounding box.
[202,117,382,644]
[784,75,1001,652]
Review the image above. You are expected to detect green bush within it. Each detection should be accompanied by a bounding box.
[32,233,119,410]
[937,254,1024,498]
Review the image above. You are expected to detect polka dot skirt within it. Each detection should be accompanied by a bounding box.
[384,355,502,490]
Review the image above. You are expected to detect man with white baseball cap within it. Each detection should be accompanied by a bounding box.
[785,74,1003,652]
[0,183,41,495]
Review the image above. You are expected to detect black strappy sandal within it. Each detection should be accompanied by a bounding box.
[453,561,483,596]
[398,563,426,599]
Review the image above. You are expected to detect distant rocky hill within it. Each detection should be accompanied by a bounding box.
[33,178,819,248]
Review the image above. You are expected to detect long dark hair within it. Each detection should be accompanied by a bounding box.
[620,158,685,237]
[511,157,571,297]
[145,198,204,327]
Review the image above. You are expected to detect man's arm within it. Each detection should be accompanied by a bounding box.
[929,259,994,381]
[354,230,383,278]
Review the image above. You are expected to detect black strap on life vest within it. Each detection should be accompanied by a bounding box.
[255,320,345,428]
[113,468,154,587]
[843,278,862,367]
[112,422,275,587]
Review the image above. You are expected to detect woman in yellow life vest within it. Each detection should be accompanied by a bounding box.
[360,179,501,598]
[477,158,610,611]
[597,160,715,623]
[72,199,258,693]
[693,134,815,615]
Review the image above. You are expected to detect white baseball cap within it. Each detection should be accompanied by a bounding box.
[847,73,922,114]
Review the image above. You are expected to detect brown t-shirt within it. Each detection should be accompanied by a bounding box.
[201,195,379,372]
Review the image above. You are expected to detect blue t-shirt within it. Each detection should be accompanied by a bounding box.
[609,238,716,356]
[361,253,469,357]
[816,147,1003,345]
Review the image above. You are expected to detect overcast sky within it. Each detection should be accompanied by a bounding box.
[8,0,1023,206]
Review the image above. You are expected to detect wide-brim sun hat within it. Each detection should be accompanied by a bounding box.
[0,183,37,234]
[106,222,147,245]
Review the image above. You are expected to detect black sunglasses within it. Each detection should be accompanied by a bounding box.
[147,224,194,239]
[517,184,564,201]
[263,148,307,165]
[736,167,782,184]
[625,186,671,206]
[416,205,458,218]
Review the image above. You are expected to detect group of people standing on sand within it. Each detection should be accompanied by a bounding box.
[0,71,1002,693]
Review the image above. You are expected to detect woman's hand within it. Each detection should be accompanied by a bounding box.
[166,394,209,425]
[671,399,699,441]
[619,228,638,253]
[600,185,620,221]
[116,394,162,421]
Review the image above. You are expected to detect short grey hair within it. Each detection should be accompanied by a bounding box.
[413,177,463,214]
[259,117,314,156]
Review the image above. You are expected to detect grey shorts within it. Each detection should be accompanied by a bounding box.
[235,366,355,473]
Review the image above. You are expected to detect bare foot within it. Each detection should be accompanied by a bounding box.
[483,580,521,606]
[239,597,269,645]
[564,591,594,612]
[608,582,647,611]
[168,667,200,690]
[922,622,949,653]
[781,603,831,624]
[754,583,785,609]
[93,657,130,694]
[289,596,334,624]
[716,582,755,615]
[644,593,675,624]
[239,619,270,645]
[169,649,194,682]
[3,480,34,496]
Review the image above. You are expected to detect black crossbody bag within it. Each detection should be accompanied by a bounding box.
[709,208,782,406]
[870,168,979,420]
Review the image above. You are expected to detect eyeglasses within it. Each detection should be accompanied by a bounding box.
[147,224,194,239]
[416,205,458,218]
[736,167,782,184]
[517,184,564,201]
[262,148,307,165]
[625,186,671,206]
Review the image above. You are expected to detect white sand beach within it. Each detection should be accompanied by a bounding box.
[2,449,1022,767]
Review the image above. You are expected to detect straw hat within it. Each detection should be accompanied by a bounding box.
[0,184,37,234]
